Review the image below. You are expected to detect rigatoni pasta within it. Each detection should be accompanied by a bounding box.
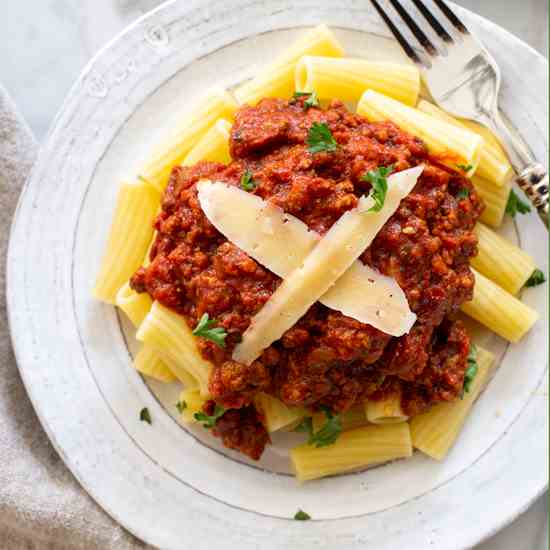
[461,269,538,342]
[366,393,408,424]
[410,347,495,460]
[291,423,412,481]
[133,346,176,383]
[472,223,536,294]
[254,393,307,432]
[417,99,513,186]
[472,175,510,228]
[295,56,420,105]
[357,90,484,176]
[178,388,208,423]
[136,301,212,395]
[93,181,159,304]
[139,88,238,191]
[115,282,153,327]
[182,118,232,167]
[312,406,368,433]
[234,24,344,105]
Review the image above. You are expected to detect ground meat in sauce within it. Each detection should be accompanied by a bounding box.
[130,96,483,459]
[202,400,270,461]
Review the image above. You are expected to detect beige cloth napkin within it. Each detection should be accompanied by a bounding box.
[0,85,149,549]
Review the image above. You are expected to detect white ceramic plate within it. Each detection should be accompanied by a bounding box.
[7,2,548,549]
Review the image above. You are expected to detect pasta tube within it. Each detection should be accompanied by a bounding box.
[366,393,408,424]
[234,24,344,105]
[472,175,510,228]
[410,347,494,460]
[461,269,538,342]
[115,282,153,327]
[417,100,512,186]
[139,88,238,191]
[471,223,536,294]
[182,118,232,167]
[136,301,212,395]
[93,181,159,304]
[178,388,208,423]
[253,393,307,432]
[357,90,484,176]
[312,405,368,433]
[291,423,412,481]
[296,56,420,106]
[160,351,198,389]
[133,346,176,383]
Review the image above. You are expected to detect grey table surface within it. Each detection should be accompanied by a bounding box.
[1,1,548,549]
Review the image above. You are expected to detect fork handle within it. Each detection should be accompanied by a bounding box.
[484,112,549,228]
[516,164,549,227]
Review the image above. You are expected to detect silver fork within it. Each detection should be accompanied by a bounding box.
[369,0,549,227]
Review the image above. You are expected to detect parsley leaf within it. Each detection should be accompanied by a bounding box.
[307,122,337,154]
[525,268,546,287]
[289,91,311,104]
[290,91,320,110]
[462,344,479,396]
[176,400,187,414]
[240,169,256,192]
[294,510,311,521]
[361,165,395,212]
[456,188,470,200]
[506,190,531,217]
[456,163,473,173]
[308,406,342,448]
[303,91,320,110]
[192,313,227,348]
[139,407,152,424]
[194,404,226,429]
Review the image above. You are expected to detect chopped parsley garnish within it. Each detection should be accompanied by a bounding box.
[176,400,187,414]
[361,165,395,212]
[194,404,226,429]
[192,313,227,348]
[139,407,152,424]
[240,169,256,192]
[456,188,470,200]
[290,90,320,110]
[308,406,342,448]
[456,163,473,173]
[525,268,546,287]
[289,91,310,105]
[307,122,337,154]
[506,190,531,217]
[303,90,320,110]
[462,344,479,397]
[294,509,311,521]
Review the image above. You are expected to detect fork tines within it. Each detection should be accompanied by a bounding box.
[370,0,469,64]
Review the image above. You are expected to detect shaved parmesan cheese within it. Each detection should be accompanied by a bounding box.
[207,165,423,365]
[321,261,416,336]
[197,167,422,353]
[197,181,318,277]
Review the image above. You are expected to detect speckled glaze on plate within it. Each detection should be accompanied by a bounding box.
[6,1,548,549]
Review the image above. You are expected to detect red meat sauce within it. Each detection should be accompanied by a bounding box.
[131,97,483,460]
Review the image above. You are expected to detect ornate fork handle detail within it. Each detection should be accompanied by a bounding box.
[486,112,549,227]
[516,164,549,226]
